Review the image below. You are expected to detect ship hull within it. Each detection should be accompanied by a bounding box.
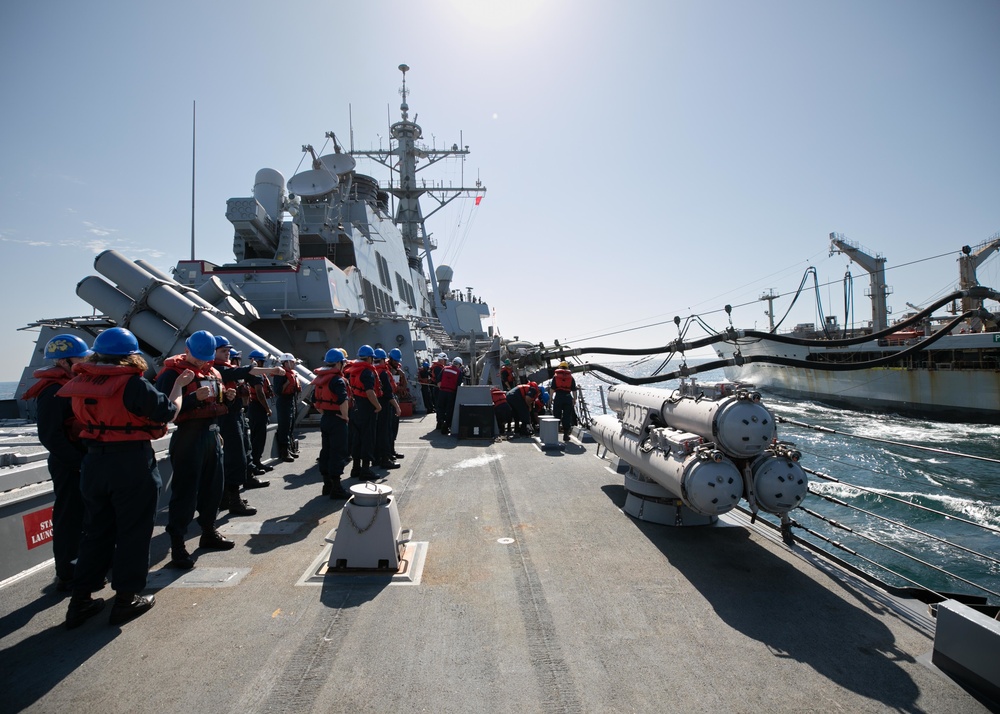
[717,335,1000,422]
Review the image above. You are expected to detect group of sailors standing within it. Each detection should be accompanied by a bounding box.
[24,328,413,632]
[416,354,577,441]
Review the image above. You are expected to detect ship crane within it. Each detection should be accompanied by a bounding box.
[829,232,892,332]
[958,234,1000,329]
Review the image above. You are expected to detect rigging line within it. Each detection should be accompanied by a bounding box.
[796,506,1000,600]
[777,415,1000,465]
[886,250,962,272]
[808,491,1000,569]
[795,446,997,503]
[804,467,1000,535]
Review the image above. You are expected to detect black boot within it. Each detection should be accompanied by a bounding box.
[199,528,236,550]
[109,593,155,626]
[65,593,106,629]
[167,536,195,569]
[245,475,270,489]
[225,486,257,516]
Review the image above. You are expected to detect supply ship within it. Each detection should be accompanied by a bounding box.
[0,68,997,712]
[714,233,1000,422]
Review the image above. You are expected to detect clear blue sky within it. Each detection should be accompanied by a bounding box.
[1,0,998,381]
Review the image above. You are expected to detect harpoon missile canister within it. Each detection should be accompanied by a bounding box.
[748,449,809,516]
[591,414,743,516]
[607,384,775,459]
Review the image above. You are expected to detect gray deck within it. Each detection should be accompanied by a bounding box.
[0,414,987,713]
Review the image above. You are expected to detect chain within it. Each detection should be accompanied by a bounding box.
[344,484,386,534]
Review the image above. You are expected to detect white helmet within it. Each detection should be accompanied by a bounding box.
[452,356,463,365]
[437,352,447,360]
[279,353,295,362]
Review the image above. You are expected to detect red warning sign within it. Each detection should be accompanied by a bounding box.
[23,507,54,550]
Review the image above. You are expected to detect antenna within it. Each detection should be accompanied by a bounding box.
[190,100,196,260]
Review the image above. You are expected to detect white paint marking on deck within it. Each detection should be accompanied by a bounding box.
[497,537,515,545]
[147,567,250,589]
[453,453,504,470]
[217,521,305,535]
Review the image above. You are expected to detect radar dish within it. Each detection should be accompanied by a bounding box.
[287,169,338,198]
[320,153,357,175]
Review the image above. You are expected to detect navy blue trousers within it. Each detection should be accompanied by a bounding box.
[166,422,223,541]
[73,442,160,595]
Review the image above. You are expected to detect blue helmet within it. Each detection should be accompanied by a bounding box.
[44,334,93,360]
[94,327,140,356]
[357,344,375,358]
[186,330,217,361]
[373,348,387,360]
[248,349,267,361]
[324,348,346,364]
[422,360,430,367]
[388,348,402,361]
[214,335,232,350]
[229,349,242,359]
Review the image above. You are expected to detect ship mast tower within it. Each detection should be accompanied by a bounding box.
[829,233,891,332]
[352,64,486,309]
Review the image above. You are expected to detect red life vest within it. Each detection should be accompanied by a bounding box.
[439,364,461,392]
[57,363,167,441]
[280,368,301,395]
[312,368,347,411]
[515,384,537,402]
[374,362,396,396]
[417,366,432,385]
[500,366,514,384]
[349,361,381,399]
[490,388,508,407]
[156,355,227,422]
[552,369,574,392]
[22,366,85,440]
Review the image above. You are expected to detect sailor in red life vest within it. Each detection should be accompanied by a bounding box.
[386,348,408,460]
[349,345,382,480]
[550,361,578,443]
[430,352,447,408]
[417,360,435,413]
[155,330,235,570]
[435,356,464,435]
[272,353,301,462]
[246,349,275,474]
[311,348,351,499]
[500,359,516,391]
[213,336,284,516]
[20,334,93,592]
[372,348,402,470]
[57,327,193,628]
[505,381,541,437]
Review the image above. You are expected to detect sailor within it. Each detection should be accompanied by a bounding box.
[213,336,283,516]
[417,359,435,413]
[430,352,447,400]
[348,345,382,480]
[246,349,274,474]
[551,362,577,442]
[230,349,258,481]
[372,348,401,470]
[386,348,407,460]
[311,348,351,499]
[505,381,541,436]
[500,359,516,391]
[155,330,234,570]
[59,327,192,628]
[20,334,93,592]
[272,353,301,462]
[435,356,464,435]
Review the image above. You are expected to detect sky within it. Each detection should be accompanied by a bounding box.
[1,0,998,381]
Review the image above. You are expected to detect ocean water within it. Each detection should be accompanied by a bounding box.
[573,359,1000,603]
[0,381,17,400]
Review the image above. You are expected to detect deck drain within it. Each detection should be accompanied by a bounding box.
[497,537,515,545]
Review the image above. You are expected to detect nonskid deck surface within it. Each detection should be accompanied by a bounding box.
[0,416,985,713]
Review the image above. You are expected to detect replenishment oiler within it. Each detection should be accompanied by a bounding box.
[0,67,998,713]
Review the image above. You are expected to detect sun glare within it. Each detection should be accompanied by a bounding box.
[448,0,543,30]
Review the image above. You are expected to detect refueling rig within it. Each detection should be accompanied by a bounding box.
[588,379,808,544]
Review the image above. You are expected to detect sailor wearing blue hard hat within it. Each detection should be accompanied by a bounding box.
[245,349,275,474]
[385,348,407,463]
[272,352,301,463]
[371,348,401,470]
[212,337,285,515]
[21,334,93,593]
[58,327,194,627]
[417,358,436,414]
[311,348,351,499]
[154,330,235,569]
[348,345,381,480]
